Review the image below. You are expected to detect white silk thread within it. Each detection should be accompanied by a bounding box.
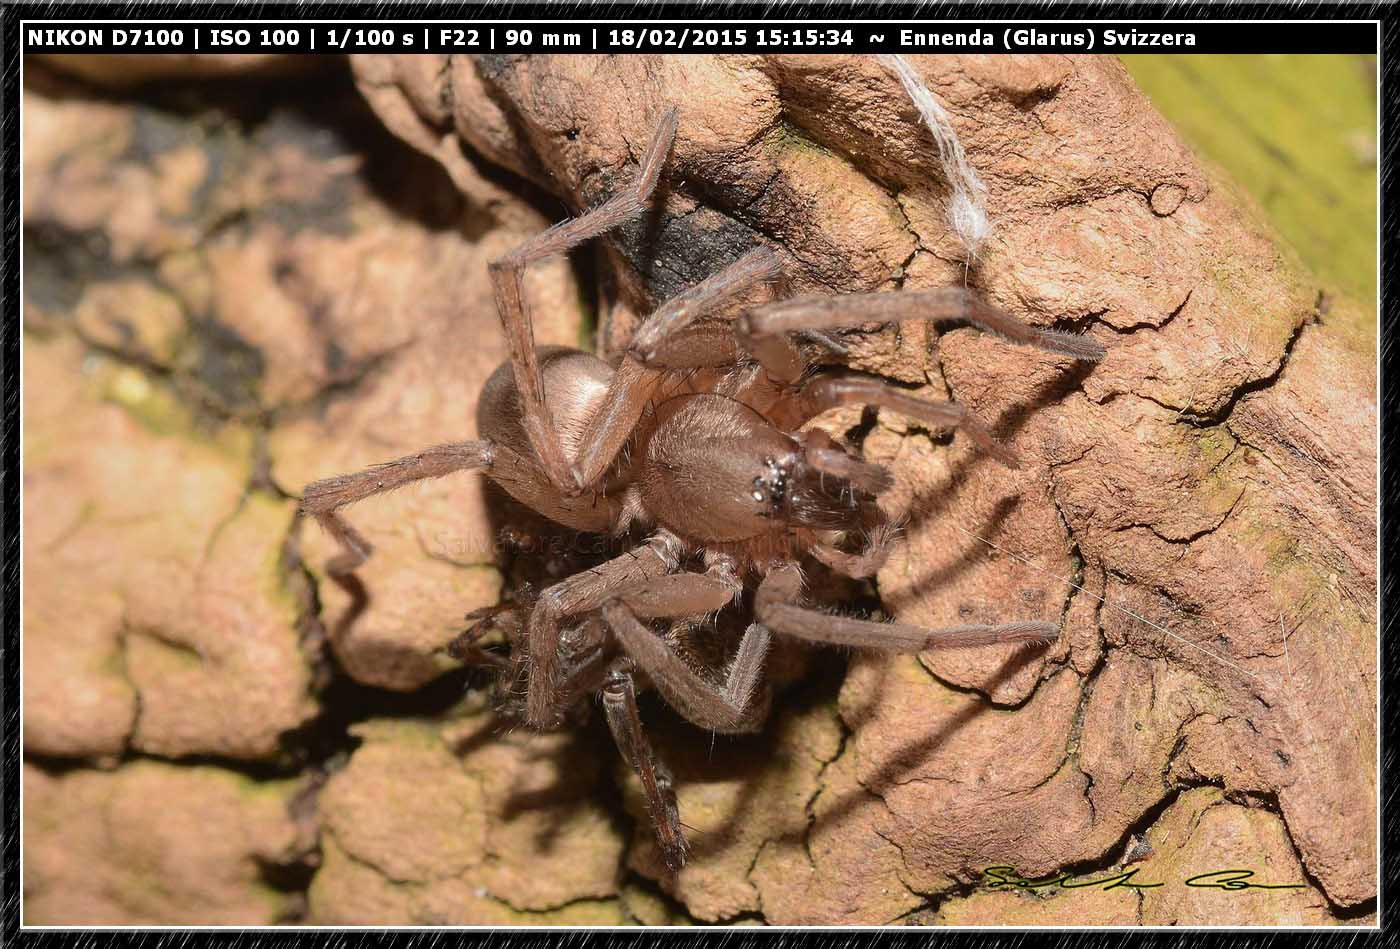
[878,53,992,260]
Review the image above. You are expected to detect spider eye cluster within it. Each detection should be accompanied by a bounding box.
[750,456,790,512]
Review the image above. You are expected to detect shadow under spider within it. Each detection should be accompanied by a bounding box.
[446,700,620,855]
[666,643,1047,867]
[882,494,1021,614]
[879,356,1097,601]
[879,357,1099,613]
[990,355,1100,444]
[847,645,1047,796]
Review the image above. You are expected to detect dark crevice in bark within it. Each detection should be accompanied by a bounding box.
[1171,306,1319,428]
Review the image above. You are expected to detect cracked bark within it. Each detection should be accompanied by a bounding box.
[350,52,1373,923]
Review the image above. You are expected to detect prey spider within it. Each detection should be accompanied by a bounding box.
[299,107,1105,870]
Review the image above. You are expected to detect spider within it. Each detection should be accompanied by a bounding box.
[299,107,1106,870]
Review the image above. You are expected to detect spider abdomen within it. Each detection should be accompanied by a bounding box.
[478,346,613,461]
[478,346,619,531]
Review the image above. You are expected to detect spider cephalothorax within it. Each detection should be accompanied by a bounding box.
[299,107,1105,870]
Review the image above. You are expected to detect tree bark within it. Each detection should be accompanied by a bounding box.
[350,53,1377,922]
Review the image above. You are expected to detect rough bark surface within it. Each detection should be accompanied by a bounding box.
[22,53,1375,926]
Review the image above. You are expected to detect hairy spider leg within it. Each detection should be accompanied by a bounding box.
[740,286,1107,371]
[603,662,689,871]
[524,531,685,726]
[477,613,615,728]
[626,245,786,366]
[794,372,1022,469]
[545,636,615,713]
[298,438,610,576]
[735,286,1108,466]
[487,107,679,495]
[755,563,1058,651]
[447,603,519,671]
[299,441,495,574]
[603,602,770,735]
[615,551,743,618]
[599,552,769,733]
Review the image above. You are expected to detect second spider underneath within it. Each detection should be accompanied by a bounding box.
[300,107,1106,870]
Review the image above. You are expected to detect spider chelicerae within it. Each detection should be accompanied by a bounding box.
[300,107,1105,870]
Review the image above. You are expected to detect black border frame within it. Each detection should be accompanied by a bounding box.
[2,2,1393,944]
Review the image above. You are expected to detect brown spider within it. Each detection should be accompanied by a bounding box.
[299,107,1105,870]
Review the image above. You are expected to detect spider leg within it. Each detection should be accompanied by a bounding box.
[626,246,785,367]
[495,615,617,726]
[525,531,685,727]
[300,437,613,577]
[738,286,1106,374]
[799,427,893,496]
[604,601,770,735]
[569,246,785,490]
[488,107,679,495]
[735,287,1104,450]
[794,372,1021,468]
[301,442,495,520]
[810,520,900,580]
[756,563,1059,651]
[615,552,742,619]
[446,605,518,671]
[598,554,768,733]
[299,441,495,576]
[548,633,615,711]
[602,661,689,871]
